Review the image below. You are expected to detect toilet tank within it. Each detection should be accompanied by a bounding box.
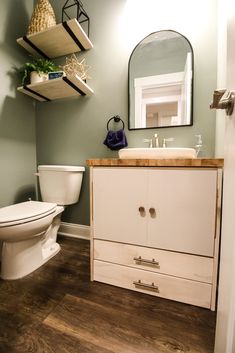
[38,165,85,205]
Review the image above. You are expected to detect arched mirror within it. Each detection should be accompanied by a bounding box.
[128,30,194,130]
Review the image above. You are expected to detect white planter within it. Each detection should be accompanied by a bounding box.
[30,71,48,84]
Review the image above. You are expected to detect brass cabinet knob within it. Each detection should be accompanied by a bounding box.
[138,206,145,213]
[149,207,156,216]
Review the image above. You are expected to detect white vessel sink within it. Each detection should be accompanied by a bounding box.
[118,147,197,159]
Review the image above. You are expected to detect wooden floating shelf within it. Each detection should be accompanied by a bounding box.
[17,18,93,59]
[17,75,94,102]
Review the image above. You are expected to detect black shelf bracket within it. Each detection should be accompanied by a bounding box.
[62,0,90,37]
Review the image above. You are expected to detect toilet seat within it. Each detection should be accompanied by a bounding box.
[0,201,57,227]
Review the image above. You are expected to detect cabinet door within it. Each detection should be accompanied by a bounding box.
[92,168,148,245]
[147,169,217,256]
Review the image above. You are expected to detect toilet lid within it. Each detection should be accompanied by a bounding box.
[0,201,57,227]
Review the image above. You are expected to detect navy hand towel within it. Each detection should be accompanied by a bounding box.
[103,128,128,150]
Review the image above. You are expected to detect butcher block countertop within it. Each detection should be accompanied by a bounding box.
[86,158,224,168]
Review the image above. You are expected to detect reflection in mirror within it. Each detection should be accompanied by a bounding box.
[128,30,193,130]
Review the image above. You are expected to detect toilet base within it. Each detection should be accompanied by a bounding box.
[0,205,64,280]
[1,236,61,280]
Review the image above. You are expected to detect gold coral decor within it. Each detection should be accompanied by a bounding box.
[62,54,91,81]
[27,0,56,35]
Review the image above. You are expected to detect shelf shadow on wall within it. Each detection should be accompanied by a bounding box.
[0,0,31,55]
[0,95,35,143]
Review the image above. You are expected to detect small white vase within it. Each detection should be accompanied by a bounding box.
[30,71,48,84]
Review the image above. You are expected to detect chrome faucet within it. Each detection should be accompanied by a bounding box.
[143,134,159,148]
[144,135,174,148]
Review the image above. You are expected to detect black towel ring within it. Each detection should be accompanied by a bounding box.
[106,115,125,131]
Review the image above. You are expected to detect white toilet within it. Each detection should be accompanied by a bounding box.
[0,165,85,280]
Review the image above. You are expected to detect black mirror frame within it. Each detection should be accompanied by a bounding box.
[128,30,194,131]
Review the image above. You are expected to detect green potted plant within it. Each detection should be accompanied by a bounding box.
[17,58,60,85]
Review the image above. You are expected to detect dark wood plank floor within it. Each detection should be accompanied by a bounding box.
[0,236,216,353]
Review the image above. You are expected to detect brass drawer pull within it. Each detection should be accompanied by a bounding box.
[133,280,159,293]
[133,256,160,267]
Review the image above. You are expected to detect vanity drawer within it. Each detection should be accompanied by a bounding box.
[93,239,213,283]
[94,260,212,309]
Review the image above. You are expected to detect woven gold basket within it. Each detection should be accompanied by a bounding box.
[27,0,56,35]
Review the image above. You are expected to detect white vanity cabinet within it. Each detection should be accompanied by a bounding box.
[89,162,223,310]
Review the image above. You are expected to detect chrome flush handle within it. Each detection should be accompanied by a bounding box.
[210,89,235,116]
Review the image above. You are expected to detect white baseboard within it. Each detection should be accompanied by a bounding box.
[58,222,90,240]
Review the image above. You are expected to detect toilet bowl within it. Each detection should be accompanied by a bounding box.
[0,201,58,279]
[0,165,85,280]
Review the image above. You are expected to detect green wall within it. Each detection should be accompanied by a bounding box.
[1,0,216,225]
[0,0,37,207]
[35,0,218,226]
